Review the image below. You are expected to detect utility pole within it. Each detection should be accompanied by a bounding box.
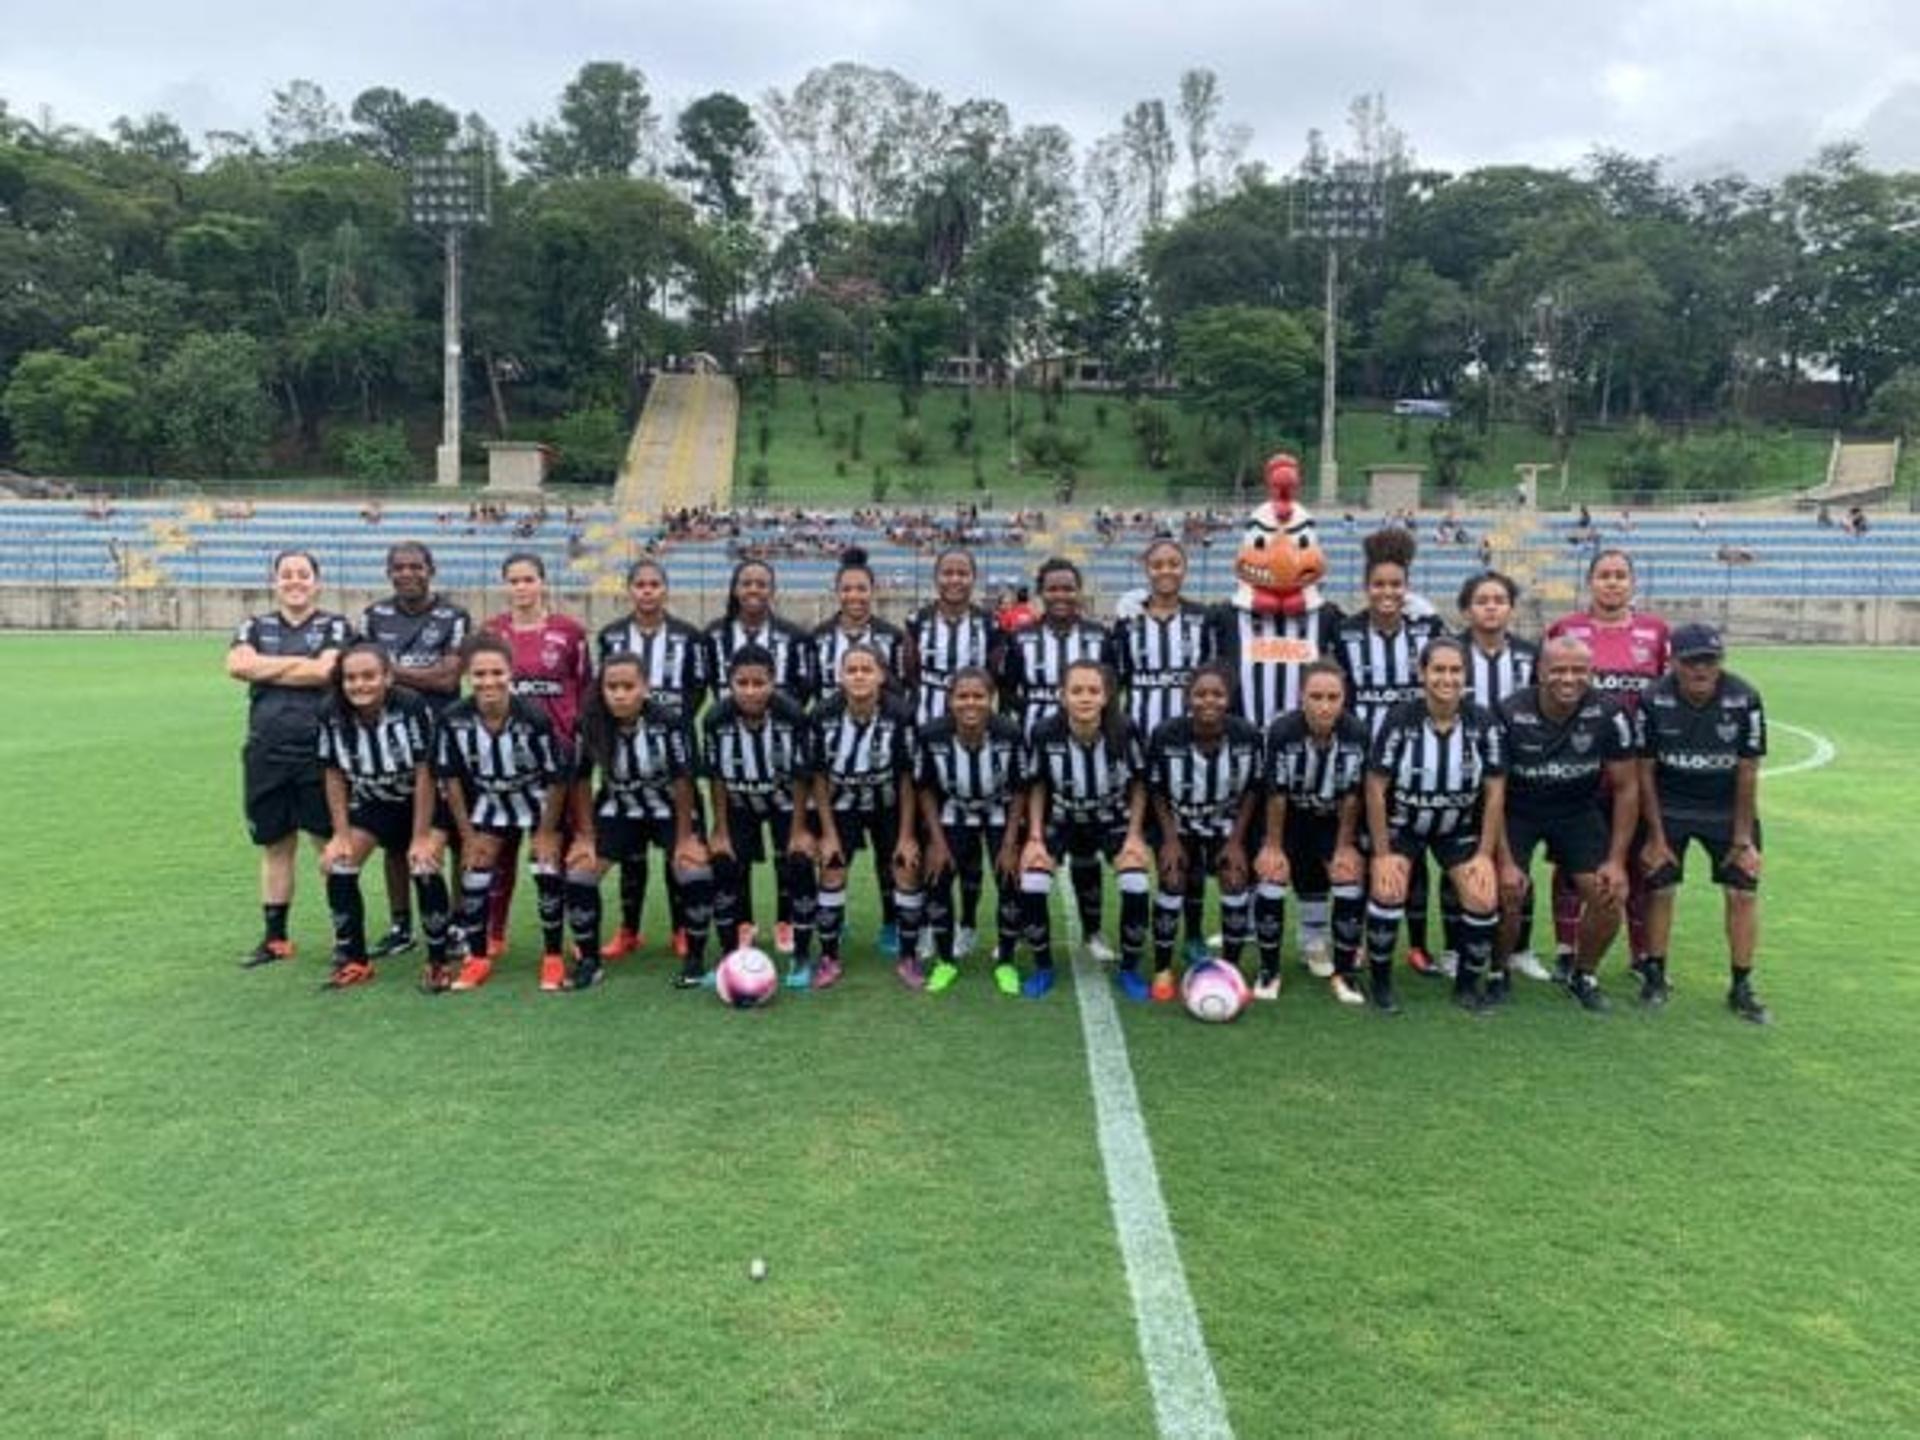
[409,144,493,489]
[1294,158,1384,506]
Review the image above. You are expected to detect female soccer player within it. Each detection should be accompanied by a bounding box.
[813,547,908,955]
[1146,664,1262,1001]
[1110,538,1212,738]
[434,635,571,992]
[1456,569,1547,980]
[1546,548,1671,988]
[315,642,453,990]
[226,549,352,967]
[1254,660,1370,1004]
[567,654,714,992]
[811,644,921,989]
[915,667,1028,994]
[1337,528,1447,976]
[1020,659,1153,1000]
[359,540,471,961]
[903,547,999,727]
[1004,557,1109,738]
[481,552,592,967]
[594,557,709,961]
[702,644,819,987]
[1363,637,1507,1015]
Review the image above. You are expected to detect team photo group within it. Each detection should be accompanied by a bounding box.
[225,453,1771,1023]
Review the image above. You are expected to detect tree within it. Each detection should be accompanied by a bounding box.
[760,63,948,223]
[1,330,155,472]
[153,331,272,475]
[1081,133,1140,268]
[1866,365,1920,442]
[1122,100,1176,231]
[1177,69,1221,210]
[1372,261,1471,396]
[877,293,959,412]
[671,92,762,221]
[266,80,344,157]
[348,88,459,167]
[1174,305,1319,485]
[516,62,655,179]
[111,113,194,169]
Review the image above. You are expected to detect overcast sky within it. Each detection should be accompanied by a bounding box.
[5,0,1920,179]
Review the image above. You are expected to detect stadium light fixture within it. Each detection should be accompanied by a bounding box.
[1292,159,1386,505]
[409,144,494,488]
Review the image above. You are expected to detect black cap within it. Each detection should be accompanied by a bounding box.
[1671,622,1724,659]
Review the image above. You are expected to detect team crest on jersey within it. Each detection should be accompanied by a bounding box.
[1632,644,1652,664]
[1571,731,1594,753]
[1715,721,1739,742]
[541,644,564,671]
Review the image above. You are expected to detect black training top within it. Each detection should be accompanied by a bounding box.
[1638,671,1767,823]
[231,608,353,763]
[1498,686,1635,818]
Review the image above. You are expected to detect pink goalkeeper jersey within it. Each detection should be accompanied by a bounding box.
[483,611,591,743]
[1545,610,1671,712]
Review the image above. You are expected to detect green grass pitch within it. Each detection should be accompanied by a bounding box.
[4,637,1918,1435]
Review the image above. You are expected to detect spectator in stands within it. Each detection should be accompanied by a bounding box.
[1816,503,1834,528]
[997,585,1037,634]
[1845,506,1870,537]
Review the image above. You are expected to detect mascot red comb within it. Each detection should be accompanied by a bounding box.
[1208,455,1343,729]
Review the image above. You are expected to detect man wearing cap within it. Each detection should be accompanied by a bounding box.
[1635,623,1772,1022]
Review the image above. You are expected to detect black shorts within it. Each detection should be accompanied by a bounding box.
[596,813,679,864]
[1045,816,1132,865]
[243,746,330,846]
[1166,832,1247,891]
[1506,806,1610,876]
[1389,827,1483,873]
[1650,816,1763,893]
[824,808,899,861]
[349,799,413,854]
[722,805,793,865]
[1282,810,1342,894]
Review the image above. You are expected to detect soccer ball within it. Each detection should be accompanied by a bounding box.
[1181,960,1250,1024]
[715,945,780,1009]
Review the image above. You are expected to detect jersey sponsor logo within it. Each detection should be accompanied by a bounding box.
[513,679,563,697]
[1512,759,1601,782]
[1250,636,1317,664]
[1663,751,1737,772]
[1130,668,1191,688]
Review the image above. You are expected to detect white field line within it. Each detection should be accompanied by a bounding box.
[1765,722,1837,779]
[1059,877,1234,1440]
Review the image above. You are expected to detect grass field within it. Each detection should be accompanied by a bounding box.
[5,637,1919,1436]
[731,380,1841,511]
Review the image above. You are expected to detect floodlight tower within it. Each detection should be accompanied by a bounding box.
[409,145,493,488]
[1293,159,1385,505]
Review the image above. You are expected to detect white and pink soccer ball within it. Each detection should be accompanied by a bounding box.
[715,944,780,1009]
[1181,960,1250,1024]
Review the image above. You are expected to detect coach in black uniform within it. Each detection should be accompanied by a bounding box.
[226,549,352,967]
[1495,636,1638,1011]
[360,541,472,959]
[1636,624,1771,1023]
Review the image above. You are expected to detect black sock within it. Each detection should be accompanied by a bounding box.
[780,856,816,961]
[325,868,366,962]
[620,855,647,933]
[1022,878,1054,969]
[565,873,602,962]
[1220,891,1251,967]
[263,902,290,943]
[456,871,492,957]
[1153,893,1184,971]
[1071,860,1103,936]
[1331,883,1365,974]
[1254,882,1286,978]
[678,866,714,968]
[816,884,847,961]
[1118,876,1150,970]
[533,869,565,955]
[960,867,983,928]
[995,875,1023,963]
[414,872,451,964]
[1184,888,1206,948]
[928,875,956,962]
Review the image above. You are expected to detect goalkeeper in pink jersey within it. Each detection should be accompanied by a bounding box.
[1543,549,1669,989]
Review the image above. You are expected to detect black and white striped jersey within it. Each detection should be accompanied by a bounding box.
[433,698,566,830]
[811,616,905,694]
[1145,715,1263,838]
[706,616,815,705]
[812,694,915,816]
[1109,602,1213,737]
[1369,700,1507,840]
[1336,613,1446,739]
[915,714,1026,829]
[595,615,709,720]
[360,596,471,710]
[906,604,999,725]
[1461,634,1540,711]
[317,688,433,809]
[1264,711,1371,819]
[1004,619,1110,735]
[1206,604,1344,730]
[582,703,698,822]
[700,695,815,817]
[1027,713,1145,828]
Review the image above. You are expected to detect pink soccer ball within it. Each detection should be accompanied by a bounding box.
[715,945,780,1009]
[1181,960,1250,1024]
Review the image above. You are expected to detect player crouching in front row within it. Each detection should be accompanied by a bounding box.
[434,635,571,992]
[1021,660,1155,1000]
[1364,638,1506,1015]
[316,642,453,990]
[1637,624,1771,1024]
[567,654,715,993]
[1146,665,1262,1001]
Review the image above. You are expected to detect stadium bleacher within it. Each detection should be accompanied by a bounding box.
[4,499,1920,606]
